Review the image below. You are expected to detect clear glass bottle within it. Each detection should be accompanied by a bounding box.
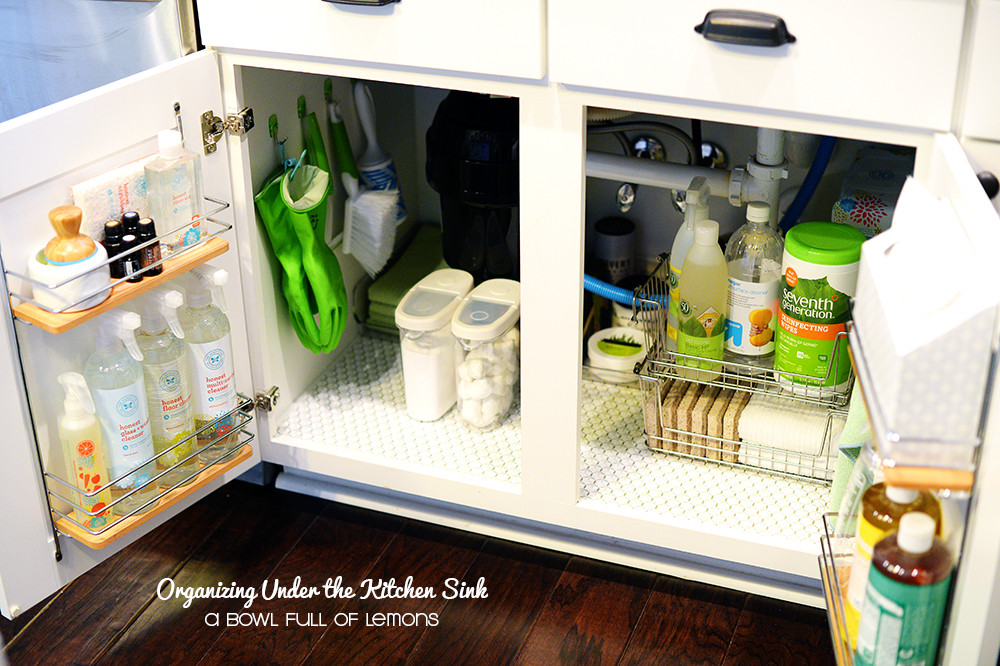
[724,201,783,371]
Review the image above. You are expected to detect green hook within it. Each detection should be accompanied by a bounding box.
[268,114,279,139]
[297,96,307,119]
[324,79,333,102]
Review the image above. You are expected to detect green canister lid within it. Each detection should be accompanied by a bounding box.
[784,222,866,266]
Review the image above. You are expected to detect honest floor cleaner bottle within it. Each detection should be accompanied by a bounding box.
[844,482,941,648]
[677,219,728,381]
[83,310,156,516]
[57,372,113,530]
[180,267,239,465]
[855,512,953,666]
[138,288,197,488]
[724,202,783,371]
[667,177,710,351]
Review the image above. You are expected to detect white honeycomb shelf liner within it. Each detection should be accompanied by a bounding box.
[275,335,521,490]
[580,380,829,547]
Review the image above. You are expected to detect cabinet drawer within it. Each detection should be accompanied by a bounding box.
[549,0,965,129]
[196,0,544,80]
[959,0,1000,141]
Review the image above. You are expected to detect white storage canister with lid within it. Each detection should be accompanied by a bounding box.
[395,268,474,421]
[450,279,520,429]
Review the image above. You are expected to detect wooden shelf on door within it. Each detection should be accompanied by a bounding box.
[54,443,252,549]
[12,237,229,335]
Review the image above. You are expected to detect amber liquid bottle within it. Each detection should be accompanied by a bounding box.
[855,512,952,666]
[844,483,941,648]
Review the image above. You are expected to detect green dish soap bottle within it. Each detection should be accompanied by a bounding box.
[677,219,728,381]
[855,511,953,666]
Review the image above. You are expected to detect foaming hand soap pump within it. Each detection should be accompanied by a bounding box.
[83,310,157,517]
[28,205,111,312]
[57,372,113,530]
[138,288,197,488]
[179,267,239,465]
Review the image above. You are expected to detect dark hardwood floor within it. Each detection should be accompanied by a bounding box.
[1,481,837,665]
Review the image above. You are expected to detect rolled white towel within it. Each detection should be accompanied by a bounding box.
[737,394,845,477]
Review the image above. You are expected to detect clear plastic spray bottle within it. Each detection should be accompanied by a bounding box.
[138,288,197,488]
[180,267,239,465]
[83,310,156,516]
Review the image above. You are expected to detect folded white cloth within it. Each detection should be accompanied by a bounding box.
[737,393,846,477]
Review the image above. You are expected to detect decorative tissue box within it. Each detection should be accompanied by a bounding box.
[853,178,998,450]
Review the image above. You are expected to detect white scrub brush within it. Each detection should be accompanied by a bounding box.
[329,99,398,277]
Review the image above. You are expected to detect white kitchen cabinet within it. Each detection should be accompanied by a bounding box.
[548,0,967,131]
[1,7,999,663]
[195,0,546,81]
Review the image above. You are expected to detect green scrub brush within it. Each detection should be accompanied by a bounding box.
[329,98,398,277]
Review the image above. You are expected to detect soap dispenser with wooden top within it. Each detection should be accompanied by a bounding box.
[45,205,97,264]
[27,204,111,312]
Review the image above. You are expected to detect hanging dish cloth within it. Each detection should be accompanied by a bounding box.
[254,111,348,353]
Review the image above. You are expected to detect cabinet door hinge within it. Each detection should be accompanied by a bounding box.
[201,107,255,155]
[244,386,280,413]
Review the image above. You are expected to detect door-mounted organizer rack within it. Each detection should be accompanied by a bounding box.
[631,255,853,483]
[45,394,255,549]
[819,512,855,666]
[6,197,231,335]
[848,323,981,492]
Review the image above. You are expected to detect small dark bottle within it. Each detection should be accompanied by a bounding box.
[120,233,143,283]
[121,211,141,235]
[137,217,163,276]
[103,219,125,279]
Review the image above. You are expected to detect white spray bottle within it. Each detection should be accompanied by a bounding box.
[83,310,157,516]
[667,177,711,351]
[138,287,197,487]
[58,372,113,530]
[180,266,239,464]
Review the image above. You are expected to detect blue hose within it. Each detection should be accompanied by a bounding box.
[583,274,637,306]
[779,135,837,232]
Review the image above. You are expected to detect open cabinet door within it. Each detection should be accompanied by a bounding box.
[0,51,261,620]
[921,135,1000,666]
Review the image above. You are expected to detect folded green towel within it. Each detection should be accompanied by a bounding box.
[367,224,447,309]
[828,383,874,512]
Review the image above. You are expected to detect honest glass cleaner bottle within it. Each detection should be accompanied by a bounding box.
[83,310,157,516]
[138,288,197,488]
[180,267,239,465]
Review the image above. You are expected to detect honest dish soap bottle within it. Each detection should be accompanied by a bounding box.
[180,267,239,465]
[138,288,197,489]
[724,201,783,371]
[83,310,156,516]
[144,129,204,254]
[855,512,953,666]
[677,219,728,381]
[667,177,710,351]
[57,372,113,530]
